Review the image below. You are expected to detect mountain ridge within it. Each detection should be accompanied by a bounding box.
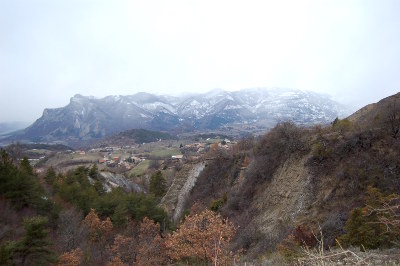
[5,88,353,145]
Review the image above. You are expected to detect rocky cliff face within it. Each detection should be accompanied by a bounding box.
[10,88,352,144]
[99,172,144,193]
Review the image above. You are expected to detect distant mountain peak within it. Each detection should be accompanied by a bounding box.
[5,88,353,146]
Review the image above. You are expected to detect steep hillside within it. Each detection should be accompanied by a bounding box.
[252,155,314,250]
[182,92,400,260]
[160,162,205,222]
[348,92,400,130]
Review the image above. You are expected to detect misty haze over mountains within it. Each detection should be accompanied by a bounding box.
[2,88,352,146]
[0,122,30,135]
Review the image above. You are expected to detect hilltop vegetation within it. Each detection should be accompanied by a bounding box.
[94,128,176,148]
[120,128,176,142]
[1,92,400,265]
[182,92,400,261]
[6,143,72,152]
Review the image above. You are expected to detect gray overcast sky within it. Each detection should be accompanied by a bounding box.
[1,0,400,123]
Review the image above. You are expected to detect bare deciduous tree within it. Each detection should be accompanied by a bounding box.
[56,208,87,253]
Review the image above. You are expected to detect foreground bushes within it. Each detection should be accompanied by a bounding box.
[340,187,400,249]
[55,208,239,265]
[166,209,239,265]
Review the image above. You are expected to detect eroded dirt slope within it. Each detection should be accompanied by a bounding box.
[160,162,205,221]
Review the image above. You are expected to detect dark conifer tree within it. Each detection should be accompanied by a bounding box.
[149,171,166,198]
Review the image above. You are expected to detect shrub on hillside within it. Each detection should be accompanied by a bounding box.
[339,187,400,249]
[249,122,309,182]
[210,194,227,212]
[332,117,353,135]
[165,209,239,265]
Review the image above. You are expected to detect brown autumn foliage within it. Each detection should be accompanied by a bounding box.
[109,234,135,265]
[136,217,166,265]
[209,143,220,157]
[107,255,128,266]
[83,208,113,243]
[57,248,83,266]
[83,209,114,264]
[277,225,317,259]
[108,217,166,265]
[243,155,250,167]
[189,200,206,215]
[165,209,238,265]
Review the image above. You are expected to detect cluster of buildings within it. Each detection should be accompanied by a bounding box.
[98,155,144,169]
[182,139,235,154]
[183,142,206,153]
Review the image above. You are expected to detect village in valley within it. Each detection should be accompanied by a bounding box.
[11,135,236,187]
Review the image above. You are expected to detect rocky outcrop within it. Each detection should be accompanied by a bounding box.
[99,172,144,193]
[160,162,205,222]
[253,155,313,235]
[172,162,206,222]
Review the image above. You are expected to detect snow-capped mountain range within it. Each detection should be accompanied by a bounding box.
[8,88,352,144]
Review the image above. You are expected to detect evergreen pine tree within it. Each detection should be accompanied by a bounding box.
[0,241,16,265]
[20,157,33,175]
[44,166,56,185]
[14,216,57,265]
[0,150,18,195]
[89,164,98,179]
[149,171,166,198]
[111,203,128,227]
[94,179,105,195]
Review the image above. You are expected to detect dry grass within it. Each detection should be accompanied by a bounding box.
[296,229,400,266]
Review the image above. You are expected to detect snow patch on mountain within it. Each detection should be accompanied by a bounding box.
[11,88,353,144]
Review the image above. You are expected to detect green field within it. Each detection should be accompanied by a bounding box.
[129,160,150,176]
[150,148,181,158]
